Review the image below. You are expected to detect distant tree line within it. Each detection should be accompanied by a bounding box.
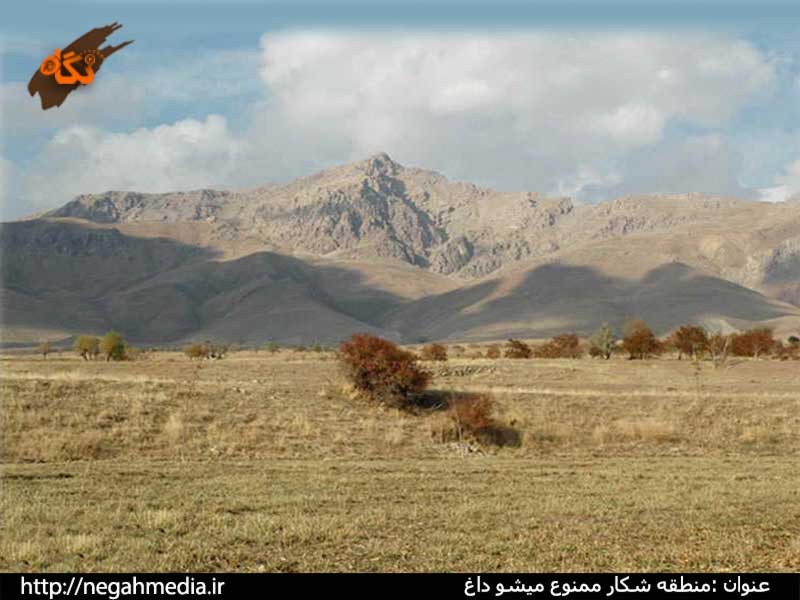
[184,342,230,360]
[70,331,135,361]
[494,319,797,361]
[39,323,798,363]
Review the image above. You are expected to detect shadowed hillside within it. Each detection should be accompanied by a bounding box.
[3,154,800,344]
[383,262,800,342]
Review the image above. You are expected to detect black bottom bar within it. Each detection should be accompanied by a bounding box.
[1,573,798,600]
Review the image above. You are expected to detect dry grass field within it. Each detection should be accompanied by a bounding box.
[1,350,799,571]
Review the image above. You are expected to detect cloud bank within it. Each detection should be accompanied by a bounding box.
[1,29,783,217]
[254,30,775,197]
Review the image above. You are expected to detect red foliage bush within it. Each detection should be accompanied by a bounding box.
[773,341,800,361]
[338,334,431,407]
[535,333,583,359]
[420,343,448,361]
[622,319,662,359]
[588,345,604,358]
[504,339,532,359]
[670,325,709,359]
[446,393,521,447]
[449,393,496,431]
[485,344,501,359]
[729,328,775,358]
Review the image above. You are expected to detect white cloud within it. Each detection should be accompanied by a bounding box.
[758,158,800,202]
[4,29,780,217]
[588,134,754,200]
[253,30,775,194]
[20,115,242,210]
[1,79,151,138]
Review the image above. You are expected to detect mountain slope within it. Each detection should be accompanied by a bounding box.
[3,154,800,344]
[0,219,460,344]
[383,258,800,342]
[46,154,800,293]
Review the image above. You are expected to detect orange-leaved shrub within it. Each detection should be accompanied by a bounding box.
[420,343,448,361]
[670,325,709,360]
[485,344,501,359]
[622,318,663,359]
[588,345,605,358]
[729,327,775,358]
[446,392,521,447]
[504,338,532,359]
[450,393,495,430]
[338,333,431,408]
[535,333,583,359]
[773,341,800,361]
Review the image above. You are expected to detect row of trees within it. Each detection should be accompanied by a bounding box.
[40,322,798,362]
[498,320,796,361]
[38,338,327,360]
[184,340,328,358]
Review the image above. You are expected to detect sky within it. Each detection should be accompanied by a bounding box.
[4,1,800,219]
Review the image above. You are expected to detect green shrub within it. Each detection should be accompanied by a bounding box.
[184,343,209,360]
[588,324,616,360]
[74,335,100,360]
[38,341,53,359]
[100,331,126,361]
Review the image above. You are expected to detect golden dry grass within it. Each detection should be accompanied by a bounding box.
[1,351,798,571]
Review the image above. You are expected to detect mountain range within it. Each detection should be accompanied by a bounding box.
[2,153,800,345]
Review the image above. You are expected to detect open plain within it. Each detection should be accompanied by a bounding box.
[1,350,799,571]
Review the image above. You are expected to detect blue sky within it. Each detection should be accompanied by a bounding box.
[4,1,800,219]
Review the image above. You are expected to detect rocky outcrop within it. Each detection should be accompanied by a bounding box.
[5,153,796,345]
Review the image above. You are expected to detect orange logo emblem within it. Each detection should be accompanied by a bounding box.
[28,22,133,110]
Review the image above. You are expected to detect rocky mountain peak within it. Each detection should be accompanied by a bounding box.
[5,154,800,345]
[356,152,402,178]
[29,154,800,285]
